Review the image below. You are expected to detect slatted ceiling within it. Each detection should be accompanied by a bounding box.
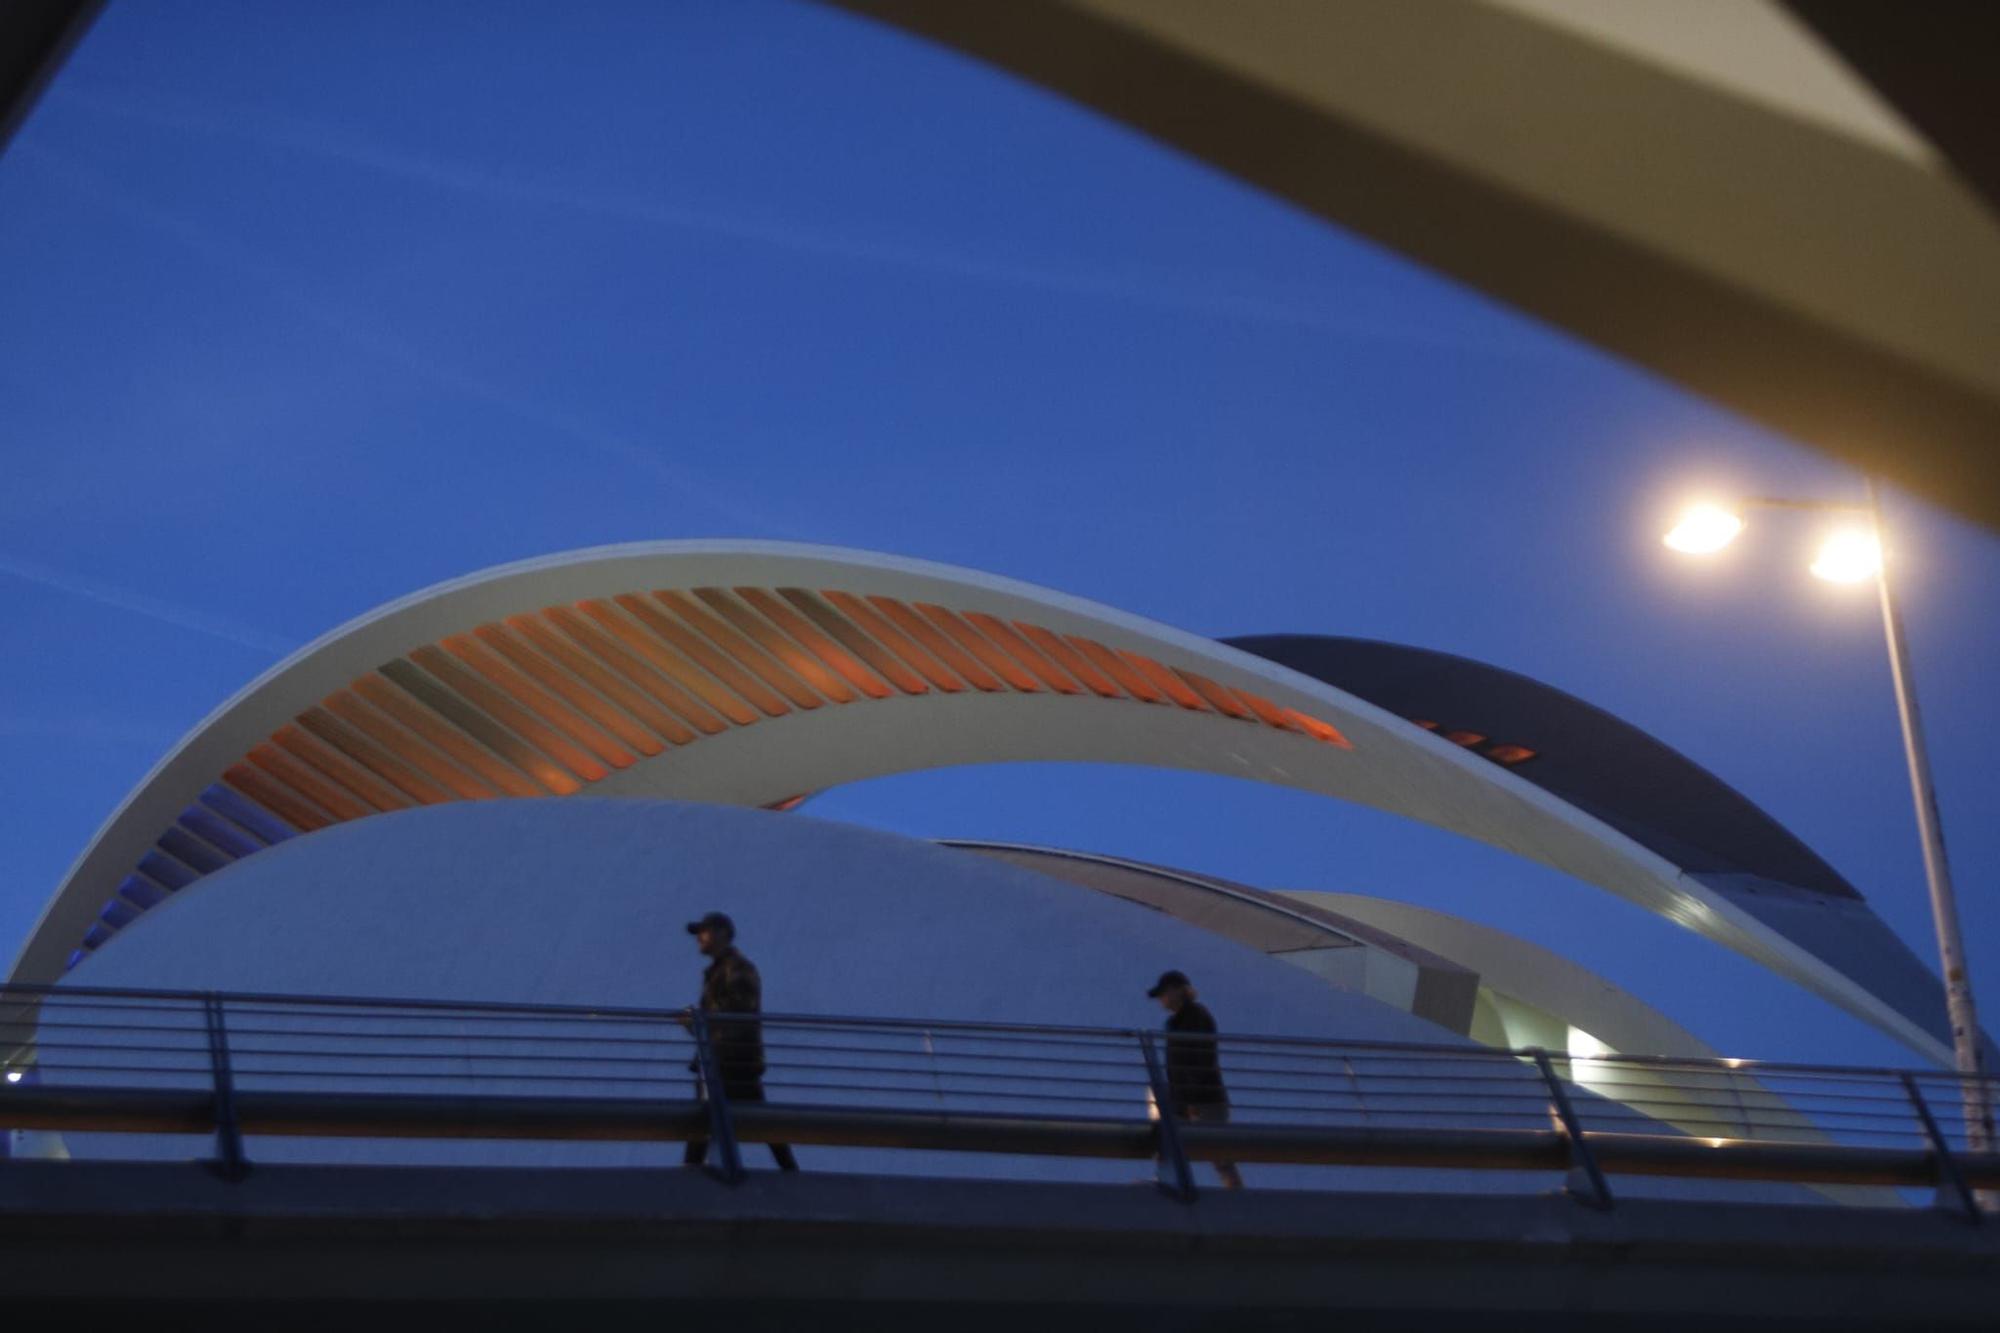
[581,599,763,727]
[695,587,857,705]
[776,588,930,695]
[440,634,637,772]
[1070,636,1165,703]
[870,597,1005,692]
[822,591,966,693]
[246,741,378,821]
[734,587,893,700]
[1122,651,1210,712]
[913,604,1039,692]
[364,667,548,798]
[516,608,704,740]
[80,583,1360,969]
[613,594,788,722]
[961,613,1083,694]
[158,825,231,877]
[657,590,825,711]
[1178,670,1256,721]
[137,848,198,892]
[477,622,671,756]
[199,783,296,845]
[544,600,732,736]
[1011,622,1123,698]
[177,805,262,859]
[1282,708,1352,747]
[298,704,455,805]
[224,762,334,832]
[271,723,413,813]
[326,687,498,801]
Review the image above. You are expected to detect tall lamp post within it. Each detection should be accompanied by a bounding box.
[1663,481,1992,1153]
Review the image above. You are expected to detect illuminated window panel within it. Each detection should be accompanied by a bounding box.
[694,588,857,704]
[1176,671,1256,721]
[1012,623,1122,698]
[656,590,824,710]
[1069,637,1166,703]
[1121,651,1210,712]
[177,805,262,859]
[158,826,231,876]
[821,591,965,693]
[765,794,810,812]
[298,705,456,805]
[247,741,377,821]
[271,723,414,812]
[1411,719,1440,731]
[137,848,199,891]
[440,634,638,771]
[1486,743,1538,765]
[961,613,1084,694]
[223,762,334,832]
[734,587,894,699]
[475,623,669,757]
[775,589,929,695]
[198,783,296,845]
[399,651,588,793]
[532,608,718,739]
[616,593,791,720]
[115,876,168,910]
[582,599,762,726]
[1443,730,1487,749]
[356,672,544,799]
[324,689,498,801]
[869,598,1004,692]
[915,604,1040,692]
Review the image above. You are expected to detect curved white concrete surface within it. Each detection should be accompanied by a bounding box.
[14,541,1952,1064]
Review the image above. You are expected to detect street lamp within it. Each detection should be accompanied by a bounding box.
[1662,481,1991,1151]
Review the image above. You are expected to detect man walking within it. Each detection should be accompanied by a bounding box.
[683,911,798,1171]
[1147,969,1243,1189]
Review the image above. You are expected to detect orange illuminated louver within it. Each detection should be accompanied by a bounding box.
[821,591,964,693]
[1485,744,1537,765]
[695,588,857,704]
[1442,730,1488,749]
[83,583,1357,966]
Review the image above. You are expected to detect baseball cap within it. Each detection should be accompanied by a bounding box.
[1146,969,1191,997]
[685,911,736,937]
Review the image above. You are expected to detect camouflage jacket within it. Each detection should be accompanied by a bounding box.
[695,947,766,1080]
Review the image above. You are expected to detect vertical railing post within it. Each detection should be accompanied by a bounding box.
[1531,1048,1610,1210]
[1901,1072,1981,1224]
[689,1010,745,1185]
[1138,1031,1197,1203]
[202,993,247,1181]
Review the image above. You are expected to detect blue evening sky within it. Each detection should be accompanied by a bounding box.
[2,1,1994,1067]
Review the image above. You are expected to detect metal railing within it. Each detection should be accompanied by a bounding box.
[0,984,1993,1217]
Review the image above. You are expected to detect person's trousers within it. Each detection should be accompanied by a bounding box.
[1179,1101,1242,1188]
[686,1076,799,1171]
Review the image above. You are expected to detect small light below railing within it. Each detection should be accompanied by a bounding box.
[4,1070,20,1084]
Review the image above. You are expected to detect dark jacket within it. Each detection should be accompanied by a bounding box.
[694,947,766,1082]
[1164,1000,1227,1108]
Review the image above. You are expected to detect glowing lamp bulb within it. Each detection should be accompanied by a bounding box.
[3,1070,19,1084]
[1663,504,1744,554]
[1810,529,1882,583]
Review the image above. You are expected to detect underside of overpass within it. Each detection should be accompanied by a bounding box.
[1,1161,1993,1328]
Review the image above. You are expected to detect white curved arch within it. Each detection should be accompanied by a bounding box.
[13,540,1949,1064]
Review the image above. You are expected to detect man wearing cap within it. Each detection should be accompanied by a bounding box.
[682,911,798,1172]
[1147,969,1243,1190]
